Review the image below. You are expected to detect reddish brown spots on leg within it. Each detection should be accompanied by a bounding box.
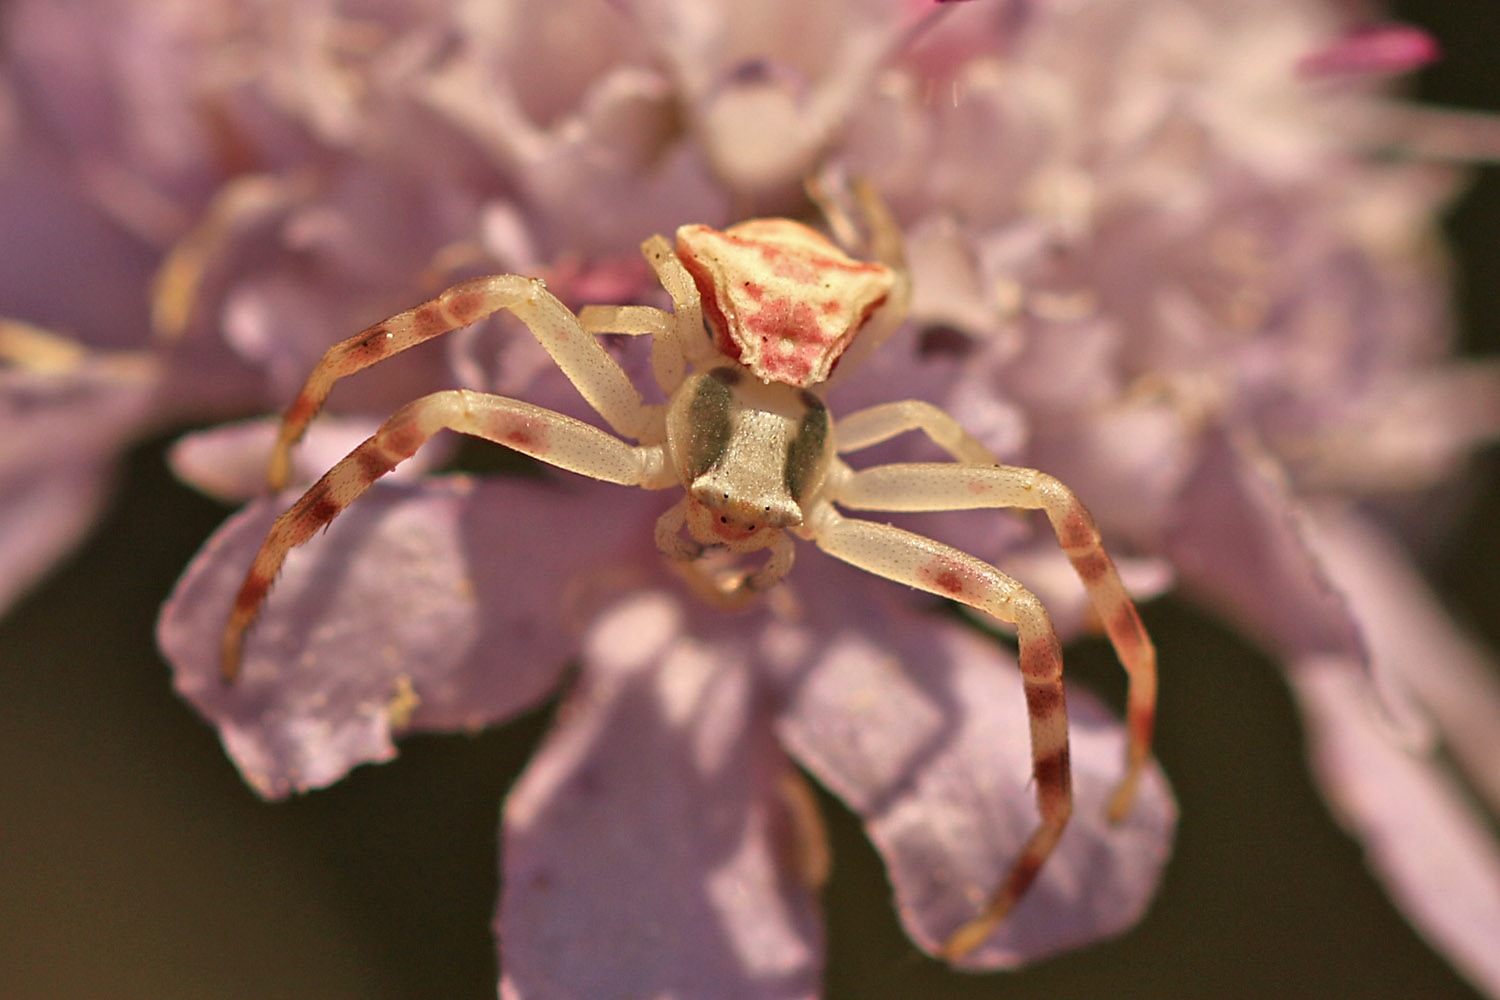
[304,488,342,526]
[998,850,1045,904]
[918,558,970,599]
[1109,601,1146,648]
[442,288,488,326]
[284,394,319,429]
[234,571,272,614]
[1032,745,1073,803]
[351,324,392,362]
[1058,505,1097,551]
[1069,549,1111,585]
[1018,635,1061,681]
[1024,682,1065,720]
[933,569,965,596]
[1130,705,1156,752]
[412,302,445,334]
[355,446,394,482]
[381,420,427,458]
[483,411,549,454]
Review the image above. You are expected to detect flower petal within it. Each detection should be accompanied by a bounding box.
[0,352,158,613]
[1288,505,1500,999]
[773,560,1176,967]
[0,461,116,613]
[1301,504,1500,816]
[158,476,642,798]
[1166,429,1363,661]
[1289,657,1500,1000]
[499,589,822,1000]
[1170,439,1500,997]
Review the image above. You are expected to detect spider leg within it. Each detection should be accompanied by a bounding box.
[267,275,651,490]
[807,176,904,271]
[851,176,906,274]
[578,304,685,396]
[816,179,911,383]
[835,399,996,464]
[224,388,669,682]
[806,509,1071,960]
[639,234,724,369]
[152,172,311,342]
[834,462,1157,822]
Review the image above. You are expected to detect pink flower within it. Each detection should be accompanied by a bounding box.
[839,0,1500,993]
[4,0,1496,995]
[132,0,1181,992]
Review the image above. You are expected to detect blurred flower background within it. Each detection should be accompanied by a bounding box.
[2,0,1498,998]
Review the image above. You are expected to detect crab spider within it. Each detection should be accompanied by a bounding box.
[221,183,1157,961]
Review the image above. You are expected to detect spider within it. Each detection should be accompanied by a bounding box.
[220,182,1157,961]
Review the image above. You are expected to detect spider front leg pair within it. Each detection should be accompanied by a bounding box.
[221,269,693,683]
[811,452,1156,958]
[219,386,675,681]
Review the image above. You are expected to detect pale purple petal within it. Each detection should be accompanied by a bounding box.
[1289,657,1500,999]
[158,477,647,798]
[0,354,158,612]
[772,559,1176,967]
[1166,430,1363,661]
[1172,449,1500,997]
[1285,506,1500,998]
[1292,362,1500,494]
[167,416,455,502]
[1301,505,1500,816]
[0,462,116,612]
[499,590,821,1000]
[0,147,158,350]
[1022,396,1198,549]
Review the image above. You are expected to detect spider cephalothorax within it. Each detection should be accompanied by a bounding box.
[221,183,1157,961]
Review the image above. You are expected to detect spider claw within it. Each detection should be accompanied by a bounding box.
[938,907,1007,963]
[1106,757,1145,823]
[219,633,244,686]
[266,449,290,494]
